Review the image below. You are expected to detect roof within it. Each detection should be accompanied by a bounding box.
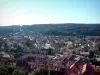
[92,66,100,72]
[80,52,89,55]
[22,54,46,59]
[0,51,10,58]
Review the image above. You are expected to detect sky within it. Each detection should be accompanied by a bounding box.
[0,0,100,26]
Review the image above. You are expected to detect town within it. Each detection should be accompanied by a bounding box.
[0,35,100,75]
[1,0,100,74]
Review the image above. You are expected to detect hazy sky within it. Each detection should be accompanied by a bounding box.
[0,0,100,26]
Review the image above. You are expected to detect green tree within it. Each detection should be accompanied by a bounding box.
[31,68,48,75]
[1,44,4,51]
[12,69,26,75]
[5,66,15,74]
[0,66,10,75]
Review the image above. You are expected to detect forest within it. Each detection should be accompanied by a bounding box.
[0,23,100,36]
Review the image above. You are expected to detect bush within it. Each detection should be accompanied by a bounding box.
[0,66,10,75]
[31,68,48,75]
[12,69,26,75]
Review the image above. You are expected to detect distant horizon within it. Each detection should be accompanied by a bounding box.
[0,23,100,26]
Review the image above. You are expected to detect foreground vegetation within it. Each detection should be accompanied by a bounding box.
[0,66,48,75]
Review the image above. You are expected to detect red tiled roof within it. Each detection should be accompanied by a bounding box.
[92,66,100,72]
[82,71,100,75]
[80,52,89,55]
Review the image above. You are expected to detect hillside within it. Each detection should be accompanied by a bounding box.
[0,23,100,36]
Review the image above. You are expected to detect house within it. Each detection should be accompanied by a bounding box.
[0,51,16,67]
[17,54,48,72]
[0,51,10,58]
[60,54,94,75]
[82,65,100,75]
[60,61,94,75]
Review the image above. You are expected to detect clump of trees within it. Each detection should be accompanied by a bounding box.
[0,66,10,75]
[0,66,26,75]
[31,68,48,75]
[0,66,48,75]
[83,57,100,66]
[12,69,26,75]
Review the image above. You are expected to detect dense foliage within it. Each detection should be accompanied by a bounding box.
[0,66,48,75]
[31,68,48,75]
[12,69,26,75]
[0,66,10,75]
[0,23,100,36]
